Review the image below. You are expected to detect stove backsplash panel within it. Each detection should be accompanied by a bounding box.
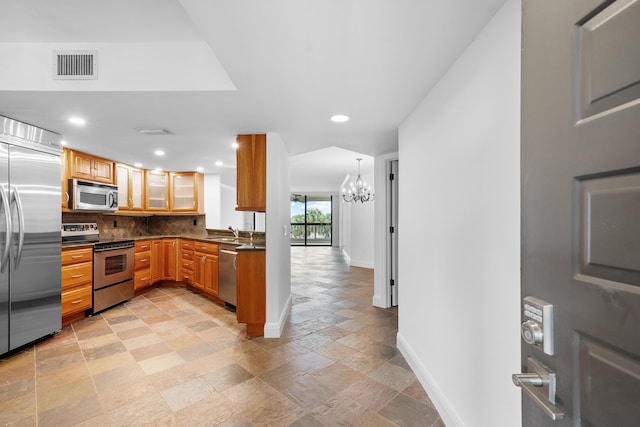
[62,213,206,240]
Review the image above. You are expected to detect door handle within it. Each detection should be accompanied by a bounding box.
[11,186,25,269]
[513,358,565,421]
[0,186,12,272]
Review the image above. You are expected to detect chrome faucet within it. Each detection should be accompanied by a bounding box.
[228,226,240,238]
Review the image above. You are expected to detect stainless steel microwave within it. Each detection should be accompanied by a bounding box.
[68,179,118,211]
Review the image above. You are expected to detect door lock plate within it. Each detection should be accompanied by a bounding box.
[522,296,554,355]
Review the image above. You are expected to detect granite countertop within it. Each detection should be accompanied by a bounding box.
[62,234,265,251]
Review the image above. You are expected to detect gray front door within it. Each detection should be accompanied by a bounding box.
[520,0,640,425]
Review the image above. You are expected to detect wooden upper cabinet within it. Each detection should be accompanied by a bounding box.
[67,149,115,184]
[145,170,169,212]
[116,163,145,211]
[169,172,204,213]
[236,134,266,211]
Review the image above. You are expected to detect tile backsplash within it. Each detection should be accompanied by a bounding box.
[62,213,207,240]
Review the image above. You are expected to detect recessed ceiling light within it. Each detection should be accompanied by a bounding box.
[231,142,239,149]
[215,161,223,167]
[60,140,68,146]
[196,167,204,172]
[330,114,350,123]
[154,167,163,171]
[68,116,86,126]
[134,162,142,168]
[154,150,165,156]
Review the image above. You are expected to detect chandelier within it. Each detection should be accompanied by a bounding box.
[342,158,374,203]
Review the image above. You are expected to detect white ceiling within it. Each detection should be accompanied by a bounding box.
[0,0,506,190]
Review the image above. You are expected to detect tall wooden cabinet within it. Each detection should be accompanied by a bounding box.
[236,134,266,211]
[236,250,266,336]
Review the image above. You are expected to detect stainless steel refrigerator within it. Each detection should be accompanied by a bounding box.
[0,116,62,355]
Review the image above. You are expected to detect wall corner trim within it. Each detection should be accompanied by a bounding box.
[264,293,292,338]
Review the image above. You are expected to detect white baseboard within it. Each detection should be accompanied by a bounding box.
[372,293,387,308]
[264,293,292,338]
[396,332,464,427]
[342,249,351,264]
[350,259,374,269]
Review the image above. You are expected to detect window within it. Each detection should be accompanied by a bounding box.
[290,195,332,246]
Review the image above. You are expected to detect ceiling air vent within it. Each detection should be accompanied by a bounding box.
[53,50,98,80]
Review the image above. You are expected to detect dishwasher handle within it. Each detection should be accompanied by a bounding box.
[220,249,237,255]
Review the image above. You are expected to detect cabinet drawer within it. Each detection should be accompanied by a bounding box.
[134,269,152,290]
[181,271,194,286]
[61,248,93,265]
[180,240,194,251]
[61,263,92,289]
[180,258,194,272]
[135,240,152,252]
[135,252,151,270]
[193,242,218,255]
[61,284,92,316]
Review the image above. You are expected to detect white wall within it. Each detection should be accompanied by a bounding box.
[339,191,375,267]
[204,174,221,229]
[397,1,521,426]
[264,132,292,338]
[348,202,374,268]
[219,183,247,231]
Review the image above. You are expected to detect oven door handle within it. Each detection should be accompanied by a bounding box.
[10,186,25,269]
[0,185,12,273]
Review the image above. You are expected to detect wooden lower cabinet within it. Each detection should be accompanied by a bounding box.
[137,238,178,289]
[134,240,152,291]
[193,241,219,297]
[180,240,195,286]
[236,250,266,336]
[61,247,93,326]
[162,239,178,281]
[151,240,163,283]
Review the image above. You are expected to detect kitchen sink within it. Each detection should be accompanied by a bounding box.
[209,237,241,243]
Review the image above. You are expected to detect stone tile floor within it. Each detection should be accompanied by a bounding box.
[0,247,443,426]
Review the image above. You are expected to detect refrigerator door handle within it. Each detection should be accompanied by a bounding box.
[10,186,25,269]
[0,185,12,272]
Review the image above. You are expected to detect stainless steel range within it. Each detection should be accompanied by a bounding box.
[61,223,134,313]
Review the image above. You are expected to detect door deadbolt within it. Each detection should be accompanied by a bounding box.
[521,320,543,345]
[521,296,554,355]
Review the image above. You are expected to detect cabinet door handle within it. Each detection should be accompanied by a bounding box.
[71,299,83,304]
[71,274,83,278]
[140,258,148,263]
[71,255,83,259]
[65,192,70,203]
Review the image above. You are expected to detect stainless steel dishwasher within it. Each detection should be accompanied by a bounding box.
[218,245,238,308]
